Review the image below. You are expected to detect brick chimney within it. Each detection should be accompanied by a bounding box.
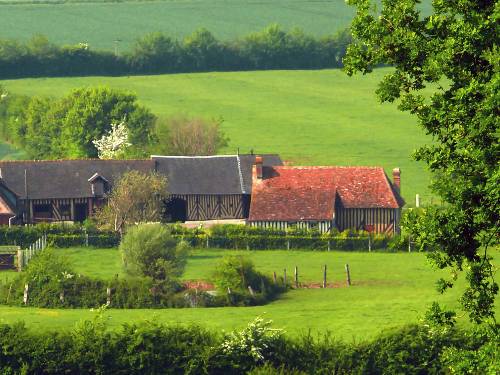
[255,156,263,179]
[392,168,401,193]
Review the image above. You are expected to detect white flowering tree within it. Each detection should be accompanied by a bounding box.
[92,120,131,159]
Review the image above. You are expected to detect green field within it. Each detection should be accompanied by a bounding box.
[0,68,433,204]
[0,0,357,51]
[2,247,497,339]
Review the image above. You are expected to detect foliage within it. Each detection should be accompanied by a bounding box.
[94,171,167,234]
[0,25,351,79]
[92,120,131,159]
[211,317,284,372]
[171,223,397,251]
[213,255,260,292]
[441,324,500,374]
[154,114,228,156]
[344,0,499,324]
[0,318,491,375]
[0,223,119,248]
[119,224,188,281]
[3,86,155,159]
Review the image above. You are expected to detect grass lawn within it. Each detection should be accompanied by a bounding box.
[1,246,497,340]
[0,68,434,204]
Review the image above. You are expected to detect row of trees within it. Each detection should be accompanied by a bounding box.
[0,86,228,159]
[0,25,351,78]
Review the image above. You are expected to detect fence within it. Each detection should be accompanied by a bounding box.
[174,235,396,252]
[17,235,48,271]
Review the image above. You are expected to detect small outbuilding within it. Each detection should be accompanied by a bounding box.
[248,157,404,234]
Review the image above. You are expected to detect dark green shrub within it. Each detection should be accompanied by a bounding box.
[120,224,189,281]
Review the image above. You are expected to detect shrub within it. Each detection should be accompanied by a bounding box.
[119,224,189,281]
[212,255,284,306]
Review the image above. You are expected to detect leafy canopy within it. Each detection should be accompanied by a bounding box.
[94,170,167,234]
[344,0,499,324]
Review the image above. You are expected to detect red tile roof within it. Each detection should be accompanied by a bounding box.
[249,166,402,222]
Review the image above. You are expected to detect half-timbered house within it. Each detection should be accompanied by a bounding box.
[248,157,404,234]
[0,154,282,224]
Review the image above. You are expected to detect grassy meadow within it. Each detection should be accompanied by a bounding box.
[0,68,433,204]
[2,247,497,339]
[0,0,358,51]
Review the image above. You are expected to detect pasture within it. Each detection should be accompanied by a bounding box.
[2,247,497,339]
[0,0,358,51]
[0,68,433,204]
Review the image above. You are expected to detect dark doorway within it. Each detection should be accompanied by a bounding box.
[74,203,88,222]
[164,198,187,222]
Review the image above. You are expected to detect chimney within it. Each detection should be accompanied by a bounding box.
[392,168,401,193]
[255,156,263,179]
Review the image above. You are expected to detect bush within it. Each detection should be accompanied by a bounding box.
[120,224,188,281]
[0,319,486,374]
[212,255,285,306]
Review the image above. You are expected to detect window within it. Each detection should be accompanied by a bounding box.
[33,204,52,218]
[59,204,71,216]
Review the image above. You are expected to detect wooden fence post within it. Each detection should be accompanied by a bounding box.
[287,240,290,250]
[322,265,327,288]
[345,264,351,286]
[206,236,209,248]
[106,287,111,306]
[17,249,23,272]
[327,240,331,251]
[60,290,65,303]
[294,266,298,288]
[273,271,277,284]
[368,235,372,252]
[408,235,411,252]
[248,286,255,296]
[6,283,12,304]
[23,283,29,305]
[283,268,287,287]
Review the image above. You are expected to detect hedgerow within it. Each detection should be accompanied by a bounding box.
[0,25,350,79]
[0,317,493,374]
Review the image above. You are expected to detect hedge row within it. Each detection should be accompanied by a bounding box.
[47,234,120,248]
[0,25,350,79]
[0,320,493,374]
[0,223,408,251]
[177,235,393,251]
[0,224,117,248]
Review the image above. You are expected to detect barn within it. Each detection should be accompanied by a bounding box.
[248,157,404,234]
[0,154,282,224]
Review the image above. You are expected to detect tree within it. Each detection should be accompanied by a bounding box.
[155,114,228,156]
[21,87,156,159]
[119,223,188,281]
[92,120,131,159]
[57,87,156,158]
[94,170,167,234]
[344,1,498,324]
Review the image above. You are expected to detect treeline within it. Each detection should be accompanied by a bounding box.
[0,25,351,78]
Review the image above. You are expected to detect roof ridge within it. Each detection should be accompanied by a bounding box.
[236,155,246,194]
[274,165,385,169]
[0,159,151,163]
[151,155,238,159]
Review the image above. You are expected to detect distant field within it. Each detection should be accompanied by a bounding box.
[0,0,356,51]
[1,68,433,204]
[3,247,494,339]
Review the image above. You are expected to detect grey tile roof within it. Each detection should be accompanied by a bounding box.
[0,160,154,199]
[152,154,283,195]
[0,154,283,199]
